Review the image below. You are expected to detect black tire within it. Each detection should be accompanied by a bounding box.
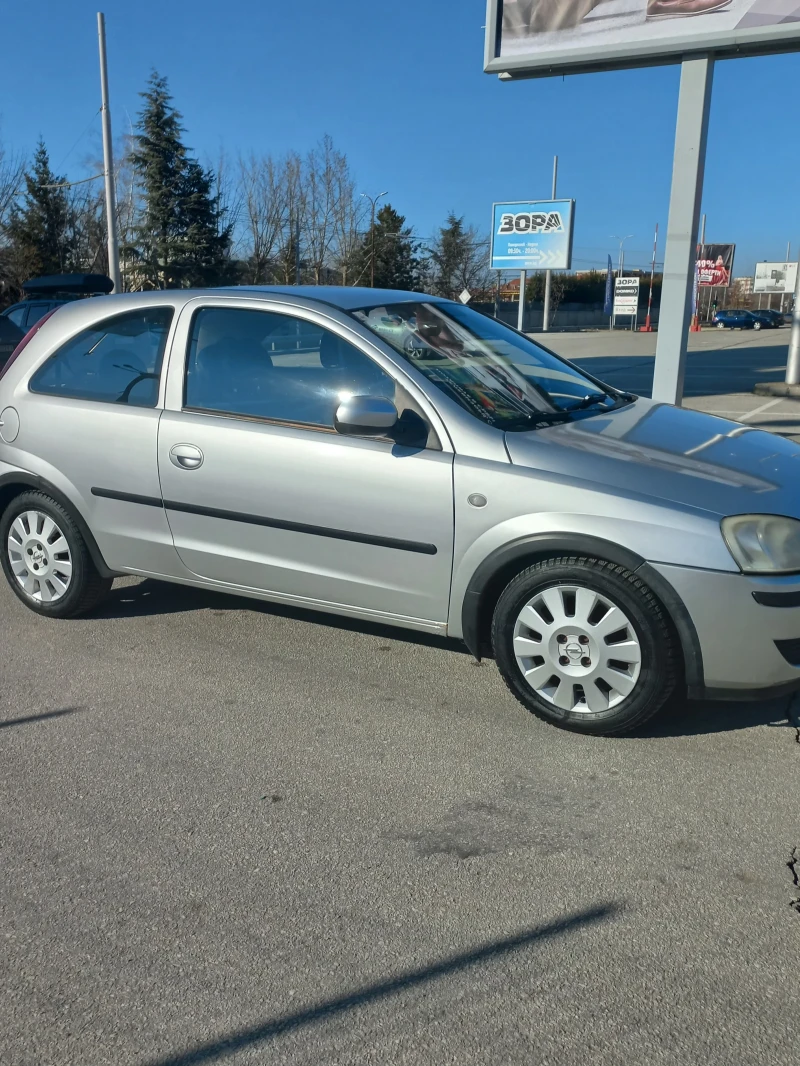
[753,321,762,331]
[0,491,112,618]
[491,556,678,736]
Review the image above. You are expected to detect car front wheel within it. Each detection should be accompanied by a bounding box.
[492,557,678,735]
[716,321,725,329]
[0,491,112,618]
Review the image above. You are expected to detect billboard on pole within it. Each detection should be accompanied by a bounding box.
[753,261,798,293]
[490,199,574,270]
[696,244,735,287]
[485,1,800,78]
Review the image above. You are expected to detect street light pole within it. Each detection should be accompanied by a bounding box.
[611,235,633,278]
[542,155,558,332]
[610,235,633,329]
[97,12,120,293]
[361,191,388,288]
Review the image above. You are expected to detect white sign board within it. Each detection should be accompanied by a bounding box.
[753,261,798,294]
[613,276,640,316]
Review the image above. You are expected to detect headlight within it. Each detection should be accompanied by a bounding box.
[721,515,800,574]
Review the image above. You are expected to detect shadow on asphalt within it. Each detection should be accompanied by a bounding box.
[98,580,795,738]
[0,706,83,730]
[97,578,472,655]
[640,695,795,739]
[140,905,619,1066]
[572,342,788,399]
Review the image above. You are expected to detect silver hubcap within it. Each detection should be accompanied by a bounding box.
[7,510,73,604]
[512,584,642,714]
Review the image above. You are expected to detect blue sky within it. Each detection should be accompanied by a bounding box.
[1,0,797,277]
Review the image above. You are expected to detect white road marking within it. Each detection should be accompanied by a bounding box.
[740,397,784,421]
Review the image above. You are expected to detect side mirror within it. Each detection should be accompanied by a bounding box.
[334,394,398,436]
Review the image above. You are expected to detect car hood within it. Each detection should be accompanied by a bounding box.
[504,398,800,519]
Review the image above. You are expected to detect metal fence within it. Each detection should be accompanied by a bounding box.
[471,301,661,332]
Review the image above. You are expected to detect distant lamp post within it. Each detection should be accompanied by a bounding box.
[610,234,634,278]
[361,191,388,287]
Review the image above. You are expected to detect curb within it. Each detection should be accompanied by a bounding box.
[753,382,800,398]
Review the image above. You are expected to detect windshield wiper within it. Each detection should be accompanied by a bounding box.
[503,389,632,430]
[564,391,614,412]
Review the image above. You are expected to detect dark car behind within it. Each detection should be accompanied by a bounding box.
[0,315,24,369]
[1,273,114,338]
[756,308,787,328]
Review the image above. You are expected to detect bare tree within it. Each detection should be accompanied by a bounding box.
[549,272,567,324]
[213,148,242,266]
[0,136,24,301]
[237,152,288,283]
[330,154,365,285]
[68,184,107,274]
[303,136,341,284]
[0,139,23,233]
[273,152,304,285]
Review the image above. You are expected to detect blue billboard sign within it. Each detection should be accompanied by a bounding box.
[490,199,575,271]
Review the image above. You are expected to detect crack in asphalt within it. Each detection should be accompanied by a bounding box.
[787,847,800,915]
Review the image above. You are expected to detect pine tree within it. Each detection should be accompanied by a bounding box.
[355,204,419,290]
[130,72,231,288]
[129,73,187,287]
[430,213,469,299]
[178,159,232,287]
[6,140,73,281]
[427,213,490,300]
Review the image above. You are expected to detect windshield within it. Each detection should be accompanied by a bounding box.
[351,301,626,430]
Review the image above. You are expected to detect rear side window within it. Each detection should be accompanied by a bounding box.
[29,307,173,407]
[6,307,27,329]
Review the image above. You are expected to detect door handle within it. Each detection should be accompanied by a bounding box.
[169,443,204,470]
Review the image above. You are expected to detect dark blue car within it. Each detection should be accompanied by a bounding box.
[712,308,773,330]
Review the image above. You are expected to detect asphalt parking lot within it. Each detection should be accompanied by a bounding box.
[548,326,800,440]
[2,327,800,1066]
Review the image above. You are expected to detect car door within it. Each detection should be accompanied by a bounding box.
[157,298,455,625]
[19,302,180,575]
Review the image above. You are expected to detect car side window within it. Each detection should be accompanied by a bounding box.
[6,307,27,328]
[184,306,397,430]
[29,307,173,407]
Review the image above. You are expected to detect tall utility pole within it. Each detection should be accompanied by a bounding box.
[361,190,387,288]
[643,223,658,332]
[542,155,558,332]
[97,13,120,292]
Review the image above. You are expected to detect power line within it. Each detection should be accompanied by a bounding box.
[53,109,101,175]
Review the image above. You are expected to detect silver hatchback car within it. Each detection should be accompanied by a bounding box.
[2,286,800,735]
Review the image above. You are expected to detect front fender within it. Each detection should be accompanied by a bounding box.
[448,511,724,692]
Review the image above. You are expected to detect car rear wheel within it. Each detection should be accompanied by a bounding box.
[716,321,725,329]
[0,491,112,618]
[492,556,678,735]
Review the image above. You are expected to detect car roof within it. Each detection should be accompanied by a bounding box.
[226,286,445,310]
